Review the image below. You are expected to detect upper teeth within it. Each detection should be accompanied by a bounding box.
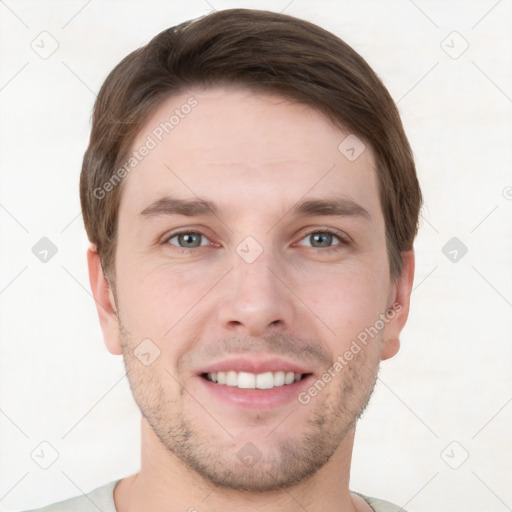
[206,371,302,389]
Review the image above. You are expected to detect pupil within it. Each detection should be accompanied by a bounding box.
[313,233,331,247]
[181,233,199,247]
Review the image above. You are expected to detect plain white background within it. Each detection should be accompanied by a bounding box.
[0,1,511,511]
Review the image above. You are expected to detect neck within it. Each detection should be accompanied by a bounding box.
[114,417,363,512]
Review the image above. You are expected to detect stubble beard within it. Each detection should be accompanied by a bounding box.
[119,321,380,492]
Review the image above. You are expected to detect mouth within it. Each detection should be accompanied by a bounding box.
[201,370,311,390]
[197,360,314,412]
[195,357,314,409]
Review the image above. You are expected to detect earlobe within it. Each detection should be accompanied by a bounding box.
[87,244,123,355]
[381,250,415,361]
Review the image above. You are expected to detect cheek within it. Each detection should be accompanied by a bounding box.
[116,258,219,340]
[302,264,389,343]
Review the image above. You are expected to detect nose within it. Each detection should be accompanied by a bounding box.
[217,251,296,338]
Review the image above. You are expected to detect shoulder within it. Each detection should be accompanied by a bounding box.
[355,492,408,512]
[20,480,120,512]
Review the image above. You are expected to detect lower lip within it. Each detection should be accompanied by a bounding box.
[197,375,314,409]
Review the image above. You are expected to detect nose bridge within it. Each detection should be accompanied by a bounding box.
[217,240,295,336]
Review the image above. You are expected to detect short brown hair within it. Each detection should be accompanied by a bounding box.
[80,8,422,284]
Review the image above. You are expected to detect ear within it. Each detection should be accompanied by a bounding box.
[381,250,415,361]
[87,244,122,355]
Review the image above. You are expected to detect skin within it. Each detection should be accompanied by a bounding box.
[88,86,415,512]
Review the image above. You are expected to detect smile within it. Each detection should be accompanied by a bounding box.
[203,371,308,389]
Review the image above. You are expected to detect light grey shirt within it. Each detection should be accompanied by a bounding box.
[22,480,408,512]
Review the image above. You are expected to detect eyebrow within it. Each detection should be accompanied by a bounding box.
[291,197,370,221]
[139,196,370,221]
[139,197,218,217]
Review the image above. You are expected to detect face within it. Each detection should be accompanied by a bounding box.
[91,86,414,492]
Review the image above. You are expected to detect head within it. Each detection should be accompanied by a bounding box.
[83,9,421,492]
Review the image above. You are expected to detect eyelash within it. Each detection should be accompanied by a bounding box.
[163,228,349,255]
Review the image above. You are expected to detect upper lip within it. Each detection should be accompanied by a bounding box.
[197,356,312,376]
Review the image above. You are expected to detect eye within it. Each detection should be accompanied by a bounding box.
[166,231,210,250]
[162,228,348,254]
[297,229,347,250]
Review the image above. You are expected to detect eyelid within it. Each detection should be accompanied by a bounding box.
[295,227,350,248]
[163,229,213,247]
[162,226,351,251]
[162,227,351,254]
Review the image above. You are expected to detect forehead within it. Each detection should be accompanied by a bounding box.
[118,86,381,223]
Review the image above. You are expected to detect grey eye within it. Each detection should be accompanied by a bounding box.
[309,232,334,248]
[169,232,205,248]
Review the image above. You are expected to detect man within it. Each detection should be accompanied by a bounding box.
[26,8,421,512]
